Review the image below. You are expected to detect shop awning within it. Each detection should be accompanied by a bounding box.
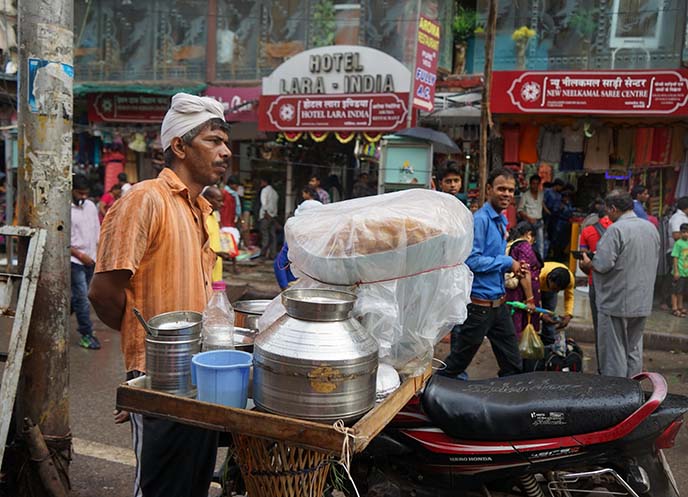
[73,83,207,97]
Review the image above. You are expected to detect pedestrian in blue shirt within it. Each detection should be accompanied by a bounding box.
[441,168,525,378]
[631,184,649,220]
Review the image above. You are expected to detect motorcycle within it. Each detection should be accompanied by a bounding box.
[352,371,688,497]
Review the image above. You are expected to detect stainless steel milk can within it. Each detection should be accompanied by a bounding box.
[253,288,378,423]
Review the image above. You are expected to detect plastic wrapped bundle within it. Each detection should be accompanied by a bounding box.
[259,189,474,376]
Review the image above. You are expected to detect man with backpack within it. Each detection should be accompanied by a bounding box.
[579,202,613,363]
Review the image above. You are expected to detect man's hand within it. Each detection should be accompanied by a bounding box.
[80,254,95,267]
[580,251,593,272]
[541,314,557,325]
[674,272,680,282]
[556,315,572,329]
[511,259,522,276]
[113,409,130,424]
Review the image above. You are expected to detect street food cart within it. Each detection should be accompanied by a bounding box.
[117,188,474,497]
[117,368,431,497]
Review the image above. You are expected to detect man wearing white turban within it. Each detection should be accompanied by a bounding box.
[90,92,231,497]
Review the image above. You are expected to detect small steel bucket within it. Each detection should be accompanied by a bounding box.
[144,310,202,397]
[233,300,271,331]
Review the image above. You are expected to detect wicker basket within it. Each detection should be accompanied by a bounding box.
[233,433,333,497]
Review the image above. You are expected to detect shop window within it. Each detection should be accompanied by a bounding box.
[157,0,207,80]
[684,20,688,67]
[362,0,420,68]
[222,0,312,79]
[75,0,206,82]
[216,0,261,80]
[334,3,361,45]
[468,0,686,71]
[260,0,308,74]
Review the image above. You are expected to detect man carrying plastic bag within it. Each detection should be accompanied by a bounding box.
[440,168,526,379]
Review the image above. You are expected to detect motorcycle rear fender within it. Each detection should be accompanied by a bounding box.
[618,392,688,448]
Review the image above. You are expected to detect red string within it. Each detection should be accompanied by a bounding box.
[294,262,463,287]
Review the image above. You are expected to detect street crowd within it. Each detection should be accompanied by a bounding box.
[64,91,688,497]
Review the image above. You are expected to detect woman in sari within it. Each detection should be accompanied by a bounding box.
[506,221,543,337]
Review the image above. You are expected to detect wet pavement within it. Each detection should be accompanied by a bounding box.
[568,286,688,338]
[36,260,688,495]
[65,317,688,496]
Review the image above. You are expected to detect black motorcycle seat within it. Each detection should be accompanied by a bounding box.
[422,372,644,441]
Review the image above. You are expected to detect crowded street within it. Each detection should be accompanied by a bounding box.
[65,286,688,497]
[3,0,688,496]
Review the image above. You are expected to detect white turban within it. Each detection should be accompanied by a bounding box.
[160,93,226,151]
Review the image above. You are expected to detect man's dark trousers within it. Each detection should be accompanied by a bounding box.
[443,303,522,377]
[540,290,558,346]
[71,262,94,336]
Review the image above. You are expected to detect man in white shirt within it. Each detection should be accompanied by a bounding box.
[70,174,101,349]
[259,175,279,258]
[669,197,688,254]
[518,174,545,258]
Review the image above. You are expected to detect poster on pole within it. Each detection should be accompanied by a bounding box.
[412,16,440,112]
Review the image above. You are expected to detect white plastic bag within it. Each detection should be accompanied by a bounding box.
[258,189,474,376]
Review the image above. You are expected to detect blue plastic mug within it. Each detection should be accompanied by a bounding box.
[191,350,252,408]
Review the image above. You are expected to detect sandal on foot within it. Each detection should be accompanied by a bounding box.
[672,310,686,317]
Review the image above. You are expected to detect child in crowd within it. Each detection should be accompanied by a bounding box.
[671,223,688,317]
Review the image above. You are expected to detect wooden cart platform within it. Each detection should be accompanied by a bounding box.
[116,367,432,455]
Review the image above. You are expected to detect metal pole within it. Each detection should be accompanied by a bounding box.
[16,0,73,483]
[479,0,497,205]
[285,160,294,216]
[4,131,13,226]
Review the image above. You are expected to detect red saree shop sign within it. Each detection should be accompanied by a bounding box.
[88,93,170,123]
[491,70,688,115]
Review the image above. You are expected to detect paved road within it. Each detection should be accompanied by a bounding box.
[66,314,688,496]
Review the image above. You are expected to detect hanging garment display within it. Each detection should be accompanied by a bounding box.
[633,128,654,167]
[559,152,584,171]
[129,133,147,153]
[562,124,585,153]
[613,128,635,169]
[670,127,687,166]
[650,128,672,166]
[502,125,520,164]
[519,123,540,164]
[583,127,613,172]
[537,126,563,164]
[677,164,688,199]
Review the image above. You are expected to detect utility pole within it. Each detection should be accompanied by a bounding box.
[479,0,498,205]
[15,0,73,490]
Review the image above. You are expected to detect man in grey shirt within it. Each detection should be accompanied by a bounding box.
[581,190,660,378]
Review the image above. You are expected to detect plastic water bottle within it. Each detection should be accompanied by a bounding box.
[553,329,566,357]
[201,281,235,351]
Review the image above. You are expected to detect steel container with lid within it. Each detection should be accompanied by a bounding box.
[144,310,202,397]
[233,299,271,330]
[253,288,379,423]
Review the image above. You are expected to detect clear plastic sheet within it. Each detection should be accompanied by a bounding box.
[258,189,475,376]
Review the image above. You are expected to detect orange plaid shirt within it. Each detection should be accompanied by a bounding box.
[96,168,215,373]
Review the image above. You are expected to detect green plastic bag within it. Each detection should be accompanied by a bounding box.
[519,320,544,360]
